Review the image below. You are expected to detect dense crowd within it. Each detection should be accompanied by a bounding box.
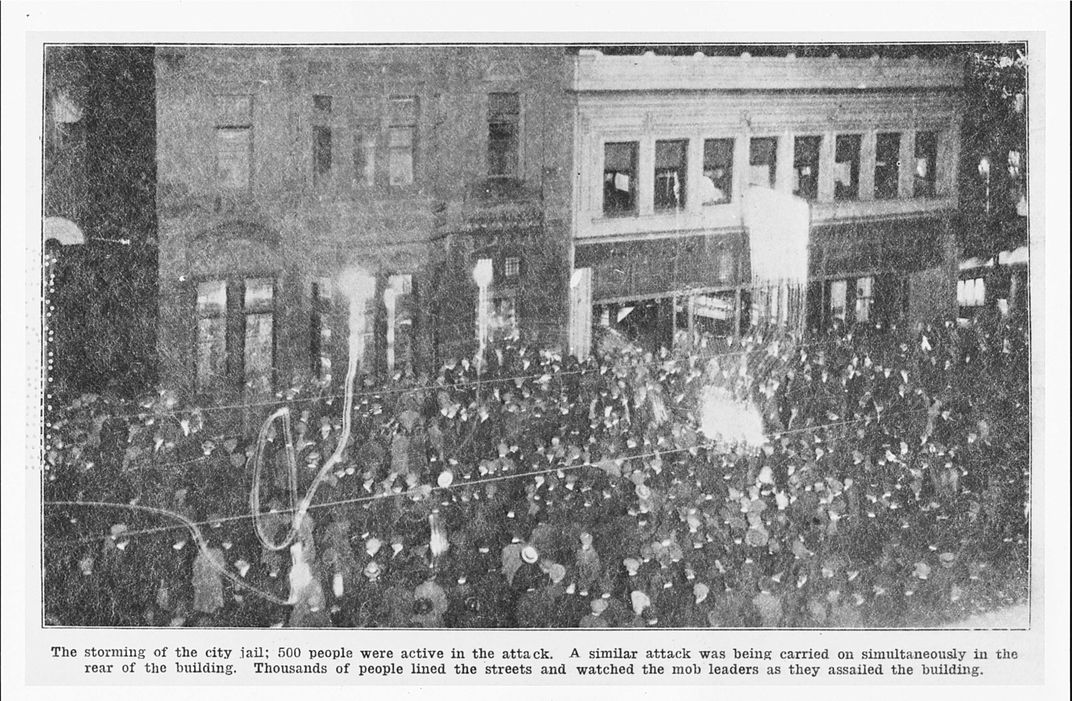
[42,311,1030,628]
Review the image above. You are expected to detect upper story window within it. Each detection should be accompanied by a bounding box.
[874,132,902,200]
[312,95,333,183]
[654,140,687,211]
[914,131,938,197]
[603,141,637,216]
[388,96,418,187]
[488,92,520,178]
[793,136,821,201]
[352,95,378,188]
[834,134,862,201]
[214,95,253,192]
[313,127,333,181]
[353,127,376,187]
[748,137,777,189]
[701,138,733,205]
[216,128,252,191]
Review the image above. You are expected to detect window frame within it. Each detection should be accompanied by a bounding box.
[190,274,278,397]
[793,135,822,201]
[653,138,689,211]
[829,279,848,323]
[241,278,277,399]
[854,276,874,323]
[874,132,902,200]
[487,92,521,179]
[214,95,254,194]
[504,256,521,280]
[352,124,377,188]
[312,124,333,182]
[387,95,418,188]
[833,134,863,201]
[602,140,639,217]
[701,137,735,206]
[913,130,939,198]
[310,278,334,384]
[194,280,228,394]
[748,136,779,189]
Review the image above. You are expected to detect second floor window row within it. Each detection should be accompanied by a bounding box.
[601,130,944,216]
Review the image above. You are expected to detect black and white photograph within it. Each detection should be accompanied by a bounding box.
[33,38,1041,634]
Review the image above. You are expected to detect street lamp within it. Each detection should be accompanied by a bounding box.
[472,258,494,369]
[977,157,991,216]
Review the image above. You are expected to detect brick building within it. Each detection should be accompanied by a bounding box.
[566,50,964,354]
[155,47,573,403]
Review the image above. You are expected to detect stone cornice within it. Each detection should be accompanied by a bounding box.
[574,51,964,93]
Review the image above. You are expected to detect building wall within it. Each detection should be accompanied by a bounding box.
[569,51,963,340]
[155,47,573,400]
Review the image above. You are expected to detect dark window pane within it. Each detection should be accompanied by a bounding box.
[488,92,520,177]
[914,131,938,197]
[834,134,861,201]
[243,279,274,398]
[313,125,332,178]
[702,138,733,204]
[488,121,518,177]
[313,94,332,114]
[875,132,901,199]
[353,128,375,186]
[749,137,777,188]
[310,279,334,383]
[603,142,637,215]
[793,136,821,200]
[654,139,687,210]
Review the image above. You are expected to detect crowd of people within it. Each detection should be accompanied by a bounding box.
[42,311,1030,628]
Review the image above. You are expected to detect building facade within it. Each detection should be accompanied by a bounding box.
[567,50,964,353]
[155,47,573,404]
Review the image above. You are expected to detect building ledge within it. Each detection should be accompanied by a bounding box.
[574,52,964,93]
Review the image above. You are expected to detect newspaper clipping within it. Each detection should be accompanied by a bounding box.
[4,2,1068,699]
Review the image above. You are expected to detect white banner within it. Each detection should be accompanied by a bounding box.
[742,186,811,285]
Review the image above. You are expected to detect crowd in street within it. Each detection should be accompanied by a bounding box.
[42,311,1030,628]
